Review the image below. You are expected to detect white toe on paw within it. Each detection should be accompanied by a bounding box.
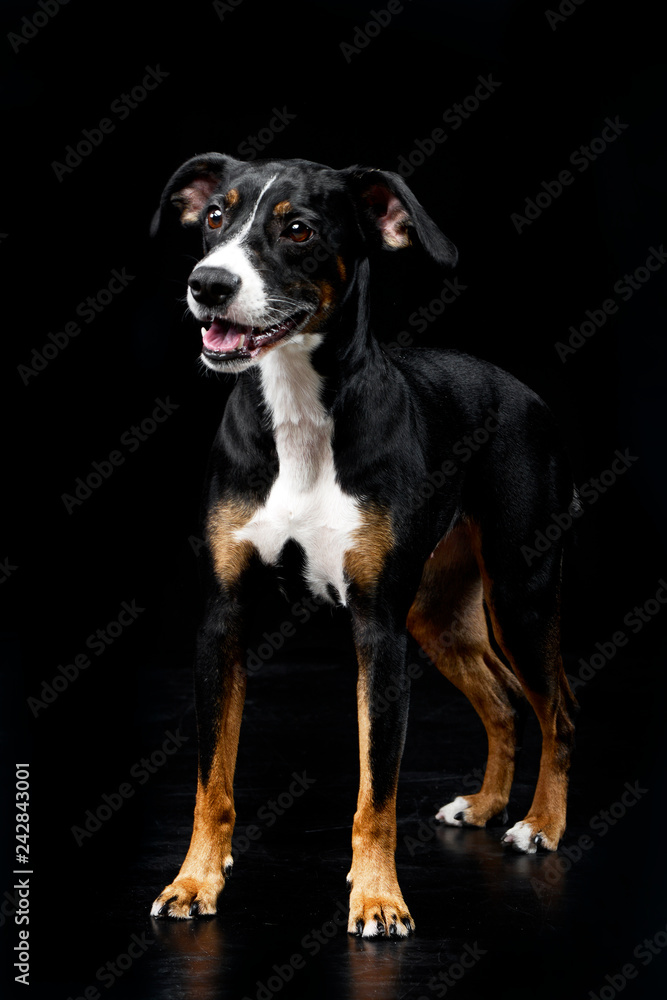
[435,795,469,826]
[502,820,538,854]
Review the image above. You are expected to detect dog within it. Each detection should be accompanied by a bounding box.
[148,153,577,937]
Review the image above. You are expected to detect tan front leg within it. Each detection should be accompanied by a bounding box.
[346,665,414,938]
[151,663,246,918]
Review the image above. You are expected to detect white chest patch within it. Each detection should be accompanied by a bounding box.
[234,336,361,604]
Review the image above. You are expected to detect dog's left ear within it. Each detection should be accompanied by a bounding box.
[344,167,458,268]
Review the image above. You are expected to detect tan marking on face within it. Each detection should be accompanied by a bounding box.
[273,199,292,217]
[206,497,257,588]
[224,188,240,208]
[294,279,339,338]
[316,279,335,312]
[336,255,347,282]
[344,504,394,592]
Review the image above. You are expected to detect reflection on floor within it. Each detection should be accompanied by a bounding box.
[30,637,667,1000]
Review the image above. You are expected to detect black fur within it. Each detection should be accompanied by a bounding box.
[150,154,575,929]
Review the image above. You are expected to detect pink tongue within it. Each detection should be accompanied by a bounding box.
[202,319,250,352]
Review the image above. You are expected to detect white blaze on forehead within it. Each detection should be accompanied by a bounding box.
[189,174,279,327]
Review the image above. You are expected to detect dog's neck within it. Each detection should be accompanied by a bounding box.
[257,335,333,492]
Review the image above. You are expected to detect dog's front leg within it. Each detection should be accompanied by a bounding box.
[347,617,414,938]
[151,586,248,919]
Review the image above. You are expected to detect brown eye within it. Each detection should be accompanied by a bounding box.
[285,221,313,243]
[207,207,223,230]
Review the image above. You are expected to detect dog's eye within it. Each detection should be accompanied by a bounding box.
[207,208,223,230]
[284,221,314,243]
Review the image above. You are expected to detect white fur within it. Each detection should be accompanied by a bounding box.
[435,795,470,826]
[361,918,409,939]
[234,336,361,603]
[502,820,538,854]
[188,174,279,329]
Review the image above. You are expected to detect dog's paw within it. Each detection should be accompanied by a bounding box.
[435,793,508,828]
[502,818,561,854]
[150,869,228,919]
[346,877,414,938]
[435,795,470,827]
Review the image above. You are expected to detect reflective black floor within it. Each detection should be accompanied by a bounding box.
[24,623,667,1000]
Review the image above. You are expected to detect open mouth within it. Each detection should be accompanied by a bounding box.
[200,311,310,362]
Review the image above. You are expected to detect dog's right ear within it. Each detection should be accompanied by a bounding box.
[150,153,241,237]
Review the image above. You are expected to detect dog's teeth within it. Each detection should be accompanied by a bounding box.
[238,334,246,348]
[201,327,207,337]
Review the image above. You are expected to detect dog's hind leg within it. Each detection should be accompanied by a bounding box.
[468,520,577,852]
[407,521,526,828]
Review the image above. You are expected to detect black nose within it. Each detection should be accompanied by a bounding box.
[188,266,241,309]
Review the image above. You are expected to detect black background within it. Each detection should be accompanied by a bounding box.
[2,1,667,998]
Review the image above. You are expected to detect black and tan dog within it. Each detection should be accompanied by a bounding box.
[149,153,577,937]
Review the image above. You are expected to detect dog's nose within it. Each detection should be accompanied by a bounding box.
[188,267,241,309]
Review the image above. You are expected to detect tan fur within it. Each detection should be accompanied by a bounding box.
[347,663,413,935]
[151,664,247,917]
[344,505,394,592]
[466,521,574,845]
[207,497,257,588]
[336,255,347,282]
[407,522,524,826]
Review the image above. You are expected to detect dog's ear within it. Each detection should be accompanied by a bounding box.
[344,167,458,268]
[150,153,241,237]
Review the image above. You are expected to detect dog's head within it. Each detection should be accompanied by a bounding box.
[152,154,457,372]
